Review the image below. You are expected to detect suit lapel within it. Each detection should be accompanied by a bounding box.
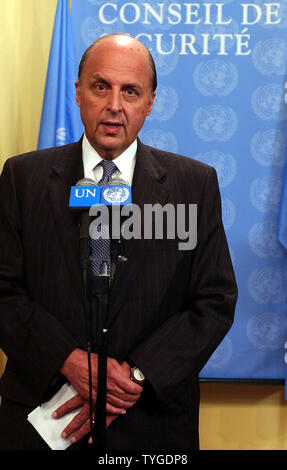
[48,139,84,301]
[108,140,169,327]
[47,138,169,325]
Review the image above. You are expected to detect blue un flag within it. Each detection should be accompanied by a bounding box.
[38,0,83,149]
[278,158,287,400]
[278,165,287,250]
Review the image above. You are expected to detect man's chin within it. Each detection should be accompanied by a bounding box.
[90,137,127,160]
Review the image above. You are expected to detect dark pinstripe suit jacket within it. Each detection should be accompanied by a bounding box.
[0,138,237,450]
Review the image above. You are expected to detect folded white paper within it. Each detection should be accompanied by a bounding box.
[27,383,80,450]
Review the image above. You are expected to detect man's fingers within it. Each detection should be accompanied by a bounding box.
[52,394,83,419]
[53,396,128,444]
[106,371,143,398]
[69,418,93,444]
[109,374,142,396]
[65,405,124,445]
[106,401,127,415]
[69,418,92,444]
[107,358,143,395]
[61,403,90,440]
[106,392,141,410]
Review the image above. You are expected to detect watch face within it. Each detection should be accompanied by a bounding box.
[133,368,145,381]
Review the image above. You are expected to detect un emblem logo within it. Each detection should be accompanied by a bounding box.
[193,105,237,142]
[248,267,287,304]
[248,221,284,258]
[196,150,237,188]
[252,84,287,121]
[247,312,287,350]
[56,127,66,146]
[250,129,287,167]
[103,186,129,204]
[252,39,287,75]
[140,129,178,153]
[81,18,125,47]
[193,60,238,96]
[250,176,282,213]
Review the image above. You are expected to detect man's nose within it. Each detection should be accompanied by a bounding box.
[107,89,122,113]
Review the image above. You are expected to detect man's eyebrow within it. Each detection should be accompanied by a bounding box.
[124,82,142,91]
[90,73,109,83]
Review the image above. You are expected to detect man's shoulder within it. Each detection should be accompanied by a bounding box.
[5,141,80,171]
[141,142,214,177]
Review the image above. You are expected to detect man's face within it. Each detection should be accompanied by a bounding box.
[75,37,156,160]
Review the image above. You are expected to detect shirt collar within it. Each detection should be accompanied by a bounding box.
[82,134,137,184]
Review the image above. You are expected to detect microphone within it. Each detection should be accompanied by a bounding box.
[69,178,100,268]
[69,177,132,268]
[102,178,132,270]
[102,177,131,205]
[69,178,100,213]
[102,178,132,239]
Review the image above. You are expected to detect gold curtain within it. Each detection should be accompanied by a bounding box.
[0,0,58,377]
[0,0,58,169]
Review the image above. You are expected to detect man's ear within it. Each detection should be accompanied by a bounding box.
[146,91,156,116]
[75,80,80,107]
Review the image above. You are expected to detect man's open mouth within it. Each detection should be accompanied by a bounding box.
[101,121,123,134]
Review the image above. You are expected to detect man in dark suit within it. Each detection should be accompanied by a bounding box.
[0,34,237,450]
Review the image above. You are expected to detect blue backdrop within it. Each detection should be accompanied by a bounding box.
[38,0,287,387]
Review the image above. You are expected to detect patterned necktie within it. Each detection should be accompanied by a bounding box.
[90,160,117,276]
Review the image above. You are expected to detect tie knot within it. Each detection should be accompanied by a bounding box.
[99,160,117,185]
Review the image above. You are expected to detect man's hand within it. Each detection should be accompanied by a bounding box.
[59,349,142,411]
[53,352,143,444]
[52,393,120,444]
[59,348,97,402]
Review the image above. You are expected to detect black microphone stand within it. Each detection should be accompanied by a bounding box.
[79,201,128,450]
[88,219,128,451]
[89,260,110,451]
[78,208,106,450]
[78,211,95,448]
[74,179,130,450]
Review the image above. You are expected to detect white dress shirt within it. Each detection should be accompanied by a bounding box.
[82,133,137,185]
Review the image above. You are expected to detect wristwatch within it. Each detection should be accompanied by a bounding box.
[130,366,145,384]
